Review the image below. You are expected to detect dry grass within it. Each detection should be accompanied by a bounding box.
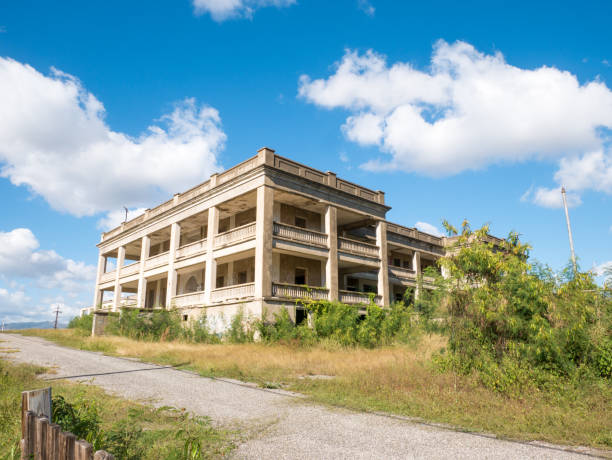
[19,329,612,450]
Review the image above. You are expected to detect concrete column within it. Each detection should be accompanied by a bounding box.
[254,185,273,298]
[272,252,280,283]
[273,201,281,222]
[324,205,338,301]
[136,235,150,308]
[92,252,105,309]
[166,223,181,308]
[227,261,234,286]
[376,220,390,306]
[204,206,219,303]
[413,251,421,299]
[154,279,162,307]
[112,246,125,311]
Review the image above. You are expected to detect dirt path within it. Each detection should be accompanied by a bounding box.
[0,333,602,459]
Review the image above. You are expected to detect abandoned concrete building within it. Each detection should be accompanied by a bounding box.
[91,148,449,332]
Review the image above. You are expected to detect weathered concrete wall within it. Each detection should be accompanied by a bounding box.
[279,254,322,286]
[280,204,322,232]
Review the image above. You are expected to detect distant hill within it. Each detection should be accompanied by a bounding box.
[1,321,68,331]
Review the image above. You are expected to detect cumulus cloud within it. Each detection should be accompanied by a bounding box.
[192,0,295,21]
[520,186,582,209]
[0,228,95,295]
[415,221,443,237]
[97,208,148,231]
[299,41,612,205]
[0,288,30,321]
[357,0,375,16]
[0,58,225,217]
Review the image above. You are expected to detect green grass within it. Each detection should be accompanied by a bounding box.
[17,328,612,452]
[0,356,235,459]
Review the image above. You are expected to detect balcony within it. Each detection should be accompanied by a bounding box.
[214,222,256,248]
[273,222,328,247]
[272,282,329,301]
[210,282,255,303]
[338,237,379,258]
[339,290,382,306]
[145,251,169,270]
[172,291,206,308]
[389,265,416,280]
[100,271,115,284]
[121,262,140,277]
[176,239,207,259]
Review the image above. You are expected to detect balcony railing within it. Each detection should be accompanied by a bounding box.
[121,262,140,277]
[389,265,416,280]
[172,291,206,308]
[338,237,379,258]
[339,290,382,306]
[100,271,115,284]
[145,251,169,270]
[210,282,255,303]
[272,283,329,300]
[176,239,207,259]
[214,222,256,248]
[273,222,328,247]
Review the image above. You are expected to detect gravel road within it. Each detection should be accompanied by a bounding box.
[0,333,604,459]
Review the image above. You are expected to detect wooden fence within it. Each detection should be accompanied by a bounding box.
[20,388,114,460]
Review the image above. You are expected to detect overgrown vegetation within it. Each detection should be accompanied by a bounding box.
[432,220,611,395]
[23,219,612,449]
[0,357,234,459]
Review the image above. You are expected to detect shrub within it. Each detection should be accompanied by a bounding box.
[68,313,93,334]
[435,220,612,391]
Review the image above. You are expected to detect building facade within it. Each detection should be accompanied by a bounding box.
[91,148,449,332]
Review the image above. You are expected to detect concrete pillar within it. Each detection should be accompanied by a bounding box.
[92,252,105,309]
[227,261,234,286]
[204,206,219,303]
[324,205,338,301]
[413,251,421,299]
[166,223,180,308]
[136,235,150,308]
[154,279,162,308]
[273,201,281,223]
[272,252,280,283]
[254,185,273,298]
[376,220,390,306]
[112,246,125,311]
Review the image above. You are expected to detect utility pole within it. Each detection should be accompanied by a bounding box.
[561,187,577,274]
[52,305,62,329]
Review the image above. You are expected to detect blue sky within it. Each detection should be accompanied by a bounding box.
[0,0,610,322]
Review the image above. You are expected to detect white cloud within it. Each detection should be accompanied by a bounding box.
[0,228,95,295]
[97,207,148,231]
[192,0,295,21]
[357,0,375,16]
[0,288,30,321]
[299,41,612,206]
[520,186,582,209]
[0,58,225,217]
[594,261,612,277]
[415,221,443,237]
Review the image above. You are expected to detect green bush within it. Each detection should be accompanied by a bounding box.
[435,220,612,392]
[106,309,183,341]
[68,313,93,333]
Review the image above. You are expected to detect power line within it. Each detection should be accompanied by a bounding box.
[52,305,62,329]
[561,187,577,274]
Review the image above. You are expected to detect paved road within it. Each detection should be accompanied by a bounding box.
[0,333,604,459]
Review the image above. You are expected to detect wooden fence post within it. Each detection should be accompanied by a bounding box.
[60,432,76,460]
[47,423,61,459]
[20,410,36,460]
[34,416,48,460]
[76,440,93,460]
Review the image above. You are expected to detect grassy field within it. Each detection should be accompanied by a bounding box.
[16,328,612,451]
[0,348,235,459]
